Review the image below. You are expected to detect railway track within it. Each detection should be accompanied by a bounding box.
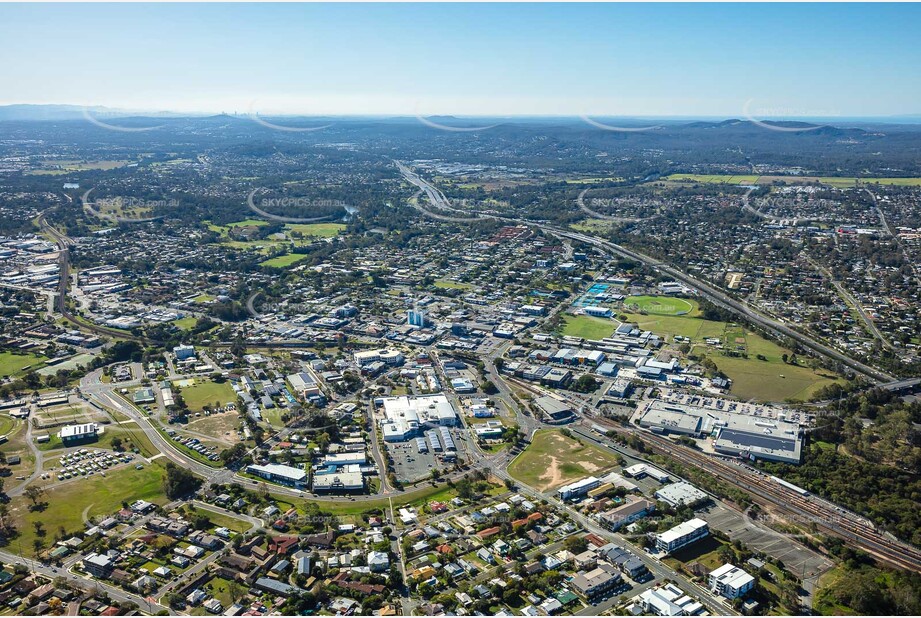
[608,424,921,573]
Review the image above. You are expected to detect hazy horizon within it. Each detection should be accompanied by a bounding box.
[2,3,920,118]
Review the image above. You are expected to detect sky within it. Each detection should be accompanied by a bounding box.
[1,3,920,118]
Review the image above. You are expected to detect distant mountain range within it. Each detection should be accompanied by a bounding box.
[0,104,919,127]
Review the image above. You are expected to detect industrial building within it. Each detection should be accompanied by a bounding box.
[654,482,709,508]
[533,395,574,423]
[655,518,709,553]
[59,423,100,445]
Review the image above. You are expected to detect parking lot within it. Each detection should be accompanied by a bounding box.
[697,502,833,579]
[387,427,468,482]
[49,448,139,482]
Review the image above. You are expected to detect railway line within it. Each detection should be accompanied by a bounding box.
[599,421,921,573]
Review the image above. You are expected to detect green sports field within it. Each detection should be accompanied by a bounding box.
[624,295,696,316]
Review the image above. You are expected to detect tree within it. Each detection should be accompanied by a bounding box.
[24,486,45,509]
[572,374,600,393]
[163,463,201,499]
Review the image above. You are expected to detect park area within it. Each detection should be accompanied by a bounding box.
[174,378,237,412]
[508,429,620,491]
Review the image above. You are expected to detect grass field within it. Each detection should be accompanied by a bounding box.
[624,295,696,316]
[175,379,237,411]
[434,279,473,290]
[508,429,620,491]
[172,316,199,331]
[561,314,618,340]
[260,253,309,268]
[227,219,269,227]
[621,306,840,402]
[285,222,346,237]
[0,350,48,378]
[11,462,167,555]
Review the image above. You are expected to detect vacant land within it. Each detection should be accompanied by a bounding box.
[508,429,620,491]
[260,253,309,268]
[0,350,48,378]
[184,412,241,445]
[561,314,618,340]
[175,379,237,411]
[11,462,167,555]
[624,295,695,316]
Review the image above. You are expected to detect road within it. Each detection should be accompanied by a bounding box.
[0,547,168,614]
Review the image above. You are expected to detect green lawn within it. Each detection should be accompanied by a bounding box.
[175,379,237,411]
[172,316,199,331]
[561,315,617,340]
[228,219,269,227]
[0,350,48,378]
[434,279,473,290]
[12,462,167,555]
[285,222,345,237]
[508,429,621,491]
[259,253,309,268]
[624,295,696,316]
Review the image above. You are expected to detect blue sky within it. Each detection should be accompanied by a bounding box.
[1,3,919,117]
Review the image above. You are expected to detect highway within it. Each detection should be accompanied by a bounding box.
[395,161,896,384]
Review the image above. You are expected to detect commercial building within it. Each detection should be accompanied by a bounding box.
[312,470,365,494]
[599,497,656,531]
[355,349,404,367]
[709,564,756,599]
[570,564,622,600]
[557,476,601,501]
[655,518,709,553]
[379,394,458,442]
[82,552,114,578]
[246,463,308,489]
[59,423,100,445]
[635,399,803,464]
